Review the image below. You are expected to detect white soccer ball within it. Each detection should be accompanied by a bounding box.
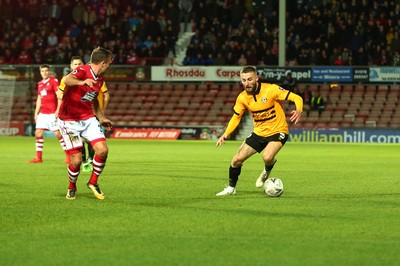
[264,178,284,197]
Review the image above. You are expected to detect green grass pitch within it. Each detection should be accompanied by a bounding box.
[0,136,399,265]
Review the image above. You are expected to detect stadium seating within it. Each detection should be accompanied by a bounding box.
[104,82,238,127]
[10,83,399,130]
[292,84,400,129]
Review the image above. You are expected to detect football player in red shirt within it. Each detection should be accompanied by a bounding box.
[58,47,113,200]
[28,64,69,163]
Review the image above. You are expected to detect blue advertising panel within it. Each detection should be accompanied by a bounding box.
[369,67,400,82]
[289,129,400,143]
[311,67,353,82]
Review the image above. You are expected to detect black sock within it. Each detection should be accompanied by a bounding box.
[81,142,87,162]
[229,166,241,187]
[88,144,94,161]
[265,160,277,171]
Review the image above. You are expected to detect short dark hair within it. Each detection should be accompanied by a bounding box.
[90,47,113,64]
[39,64,50,70]
[70,55,83,63]
[240,65,257,74]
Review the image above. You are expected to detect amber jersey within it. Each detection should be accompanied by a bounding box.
[58,65,104,121]
[228,82,303,137]
[38,77,59,114]
[96,82,108,110]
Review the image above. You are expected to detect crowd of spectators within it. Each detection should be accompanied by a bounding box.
[1,0,400,67]
[0,0,182,65]
[183,0,400,66]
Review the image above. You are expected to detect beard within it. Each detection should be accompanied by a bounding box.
[245,83,257,95]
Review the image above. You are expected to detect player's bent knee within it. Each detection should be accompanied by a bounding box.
[231,156,244,167]
[95,146,108,158]
[263,155,275,165]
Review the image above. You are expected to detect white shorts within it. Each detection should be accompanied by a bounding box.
[57,117,106,151]
[36,113,59,131]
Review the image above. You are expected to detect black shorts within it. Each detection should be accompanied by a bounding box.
[245,132,289,153]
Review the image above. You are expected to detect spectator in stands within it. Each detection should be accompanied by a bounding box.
[16,49,32,64]
[390,31,400,53]
[310,92,325,116]
[165,1,180,35]
[230,0,245,28]
[182,56,191,65]
[191,53,205,65]
[263,49,278,65]
[303,86,313,107]
[393,51,400,66]
[38,0,49,19]
[281,72,296,92]
[224,51,237,65]
[47,30,59,47]
[376,47,389,65]
[129,11,142,33]
[126,48,139,65]
[204,53,215,66]
[213,52,225,65]
[157,8,168,33]
[179,0,193,32]
[3,48,15,64]
[165,19,177,57]
[353,46,370,65]
[245,49,258,66]
[333,55,346,65]
[144,14,162,40]
[113,48,126,64]
[143,35,154,50]
[308,49,320,65]
[72,1,85,24]
[237,53,247,66]
[83,6,97,28]
[48,0,61,22]
[191,1,207,28]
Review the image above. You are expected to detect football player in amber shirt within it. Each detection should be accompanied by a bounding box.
[58,47,113,200]
[28,64,69,164]
[215,66,303,196]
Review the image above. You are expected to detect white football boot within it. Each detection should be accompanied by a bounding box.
[255,159,277,188]
[216,186,236,196]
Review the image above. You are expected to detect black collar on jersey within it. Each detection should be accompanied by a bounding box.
[255,82,261,94]
[89,65,100,79]
[251,82,262,102]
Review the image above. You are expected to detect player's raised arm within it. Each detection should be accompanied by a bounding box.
[64,73,96,88]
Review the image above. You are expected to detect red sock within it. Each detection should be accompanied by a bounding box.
[68,182,76,190]
[35,137,44,159]
[89,155,106,185]
[68,164,80,189]
[58,136,67,151]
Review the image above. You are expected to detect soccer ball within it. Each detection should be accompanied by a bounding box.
[264,178,284,197]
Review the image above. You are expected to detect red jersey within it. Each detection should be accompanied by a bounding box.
[38,77,59,114]
[59,65,104,121]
